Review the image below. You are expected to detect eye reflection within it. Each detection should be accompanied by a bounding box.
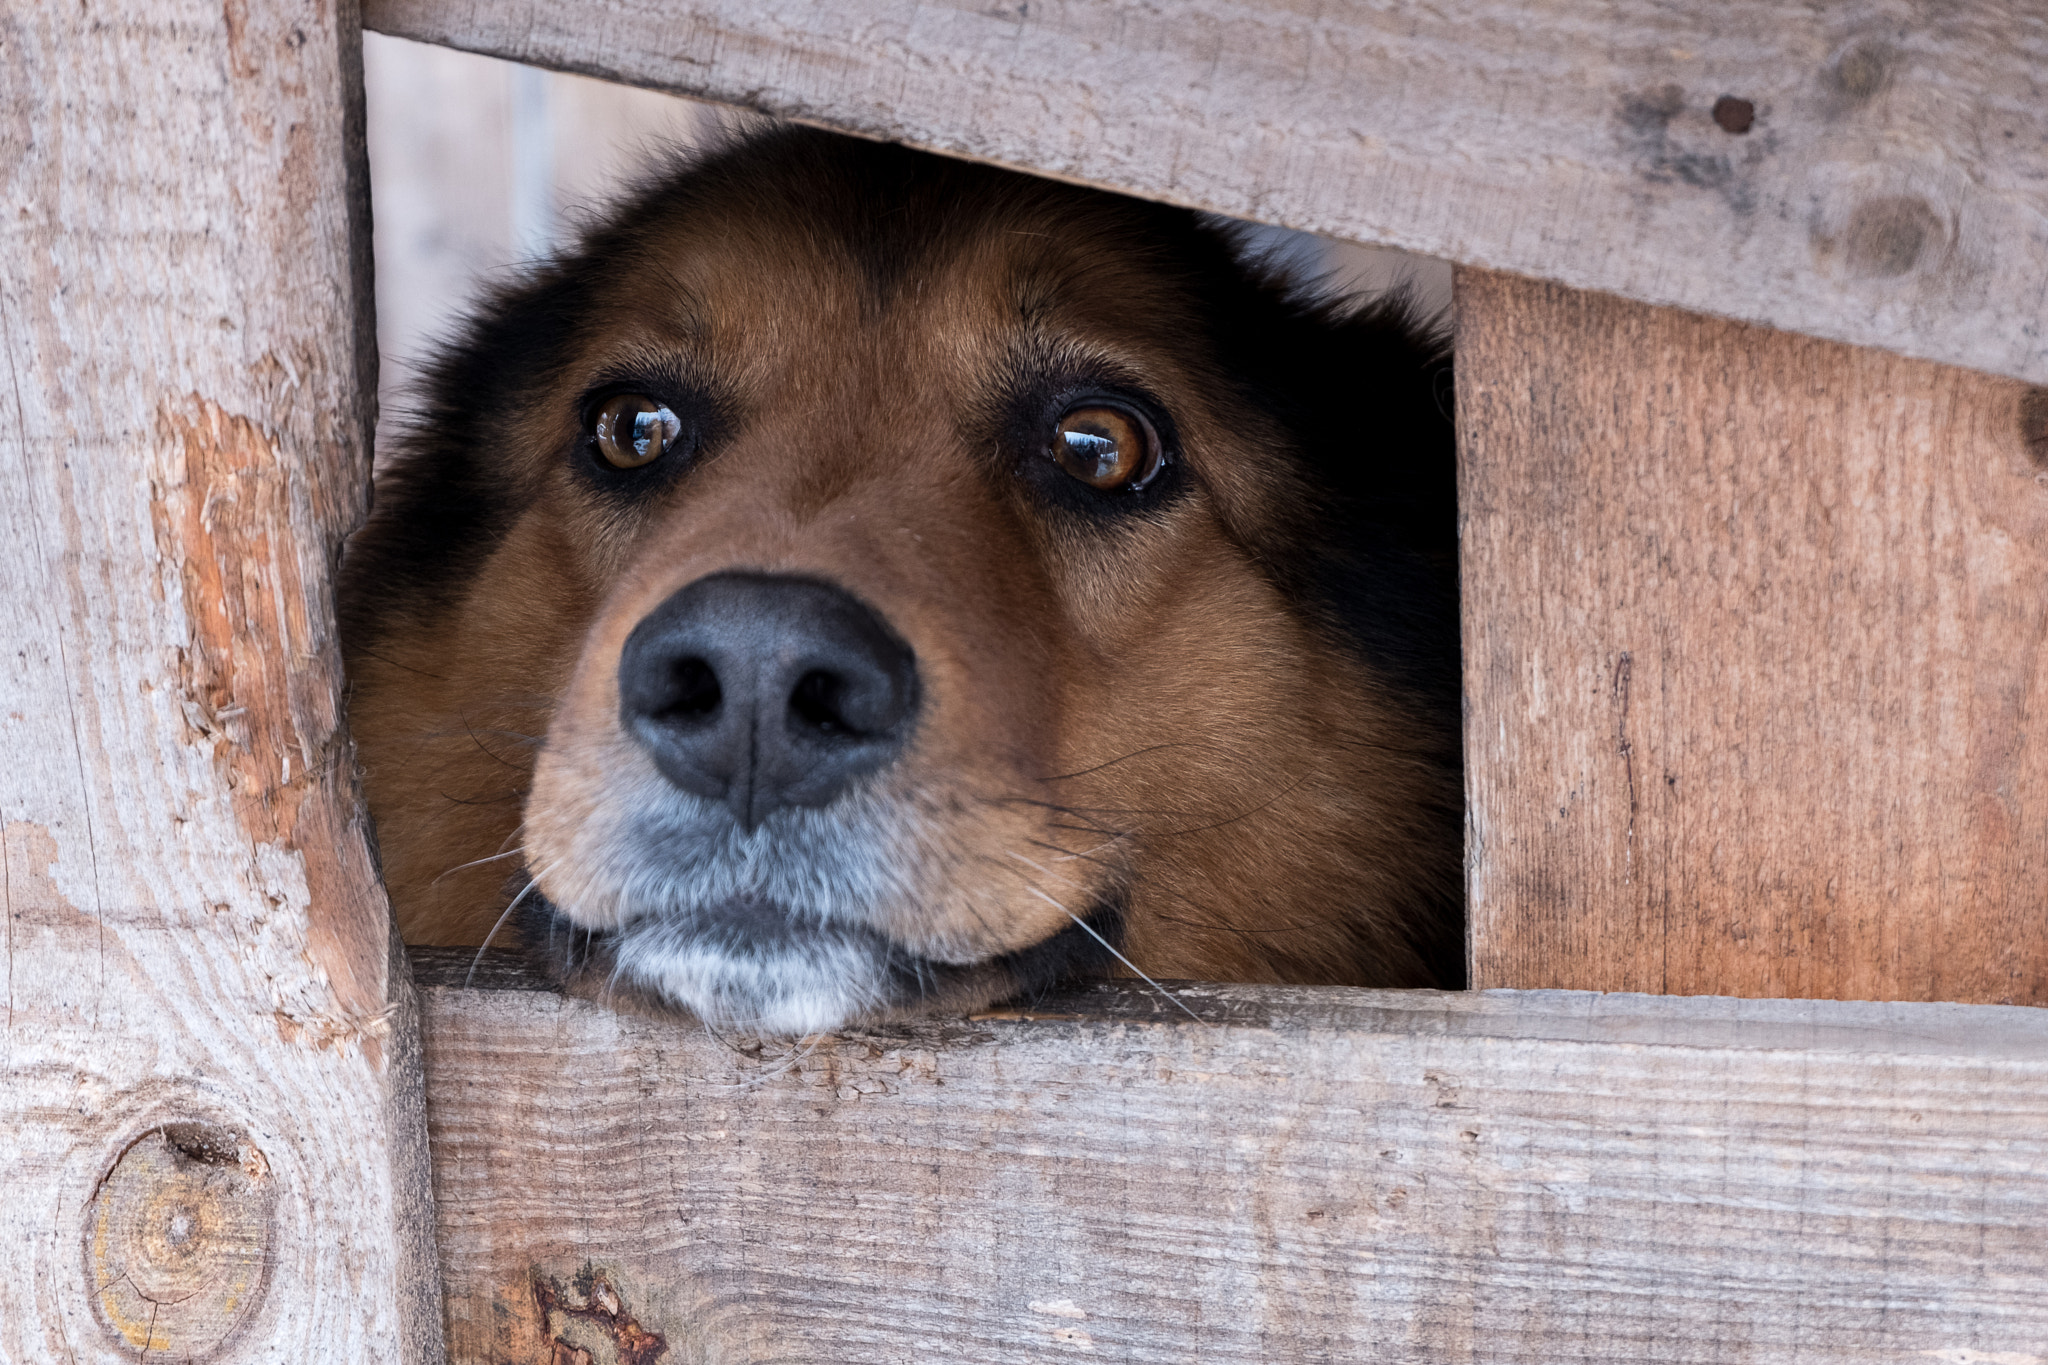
[1052,404,1161,491]
[593,394,682,469]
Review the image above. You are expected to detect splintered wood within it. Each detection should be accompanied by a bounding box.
[1459,269,2048,1003]
[0,0,441,1358]
[414,957,2048,1365]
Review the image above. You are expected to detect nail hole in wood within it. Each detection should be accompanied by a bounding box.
[1712,96,1754,134]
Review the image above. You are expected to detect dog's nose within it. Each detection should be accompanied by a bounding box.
[617,572,919,829]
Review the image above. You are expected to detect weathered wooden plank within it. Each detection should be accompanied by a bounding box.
[361,0,2048,385]
[0,1,443,1358]
[1458,268,2048,1005]
[415,948,2048,1365]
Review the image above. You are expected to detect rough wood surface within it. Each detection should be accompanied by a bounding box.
[413,948,2048,1365]
[0,1,443,1358]
[362,0,2048,385]
[1458,268,2048,1004]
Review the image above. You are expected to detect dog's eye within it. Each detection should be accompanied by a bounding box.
[592,394,683,469]
[1052,404,1162,491]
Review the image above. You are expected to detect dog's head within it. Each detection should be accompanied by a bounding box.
[344,127,1461,1031]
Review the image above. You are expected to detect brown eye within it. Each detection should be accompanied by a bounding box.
[1052,404,1162,491]
[592,393,682,469]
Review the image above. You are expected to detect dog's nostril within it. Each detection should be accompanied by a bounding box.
[617,572,920,826]
[789,669,848,735]
[665,657,722,720]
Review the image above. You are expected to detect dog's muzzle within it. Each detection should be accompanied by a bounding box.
[521,569,1122,1030]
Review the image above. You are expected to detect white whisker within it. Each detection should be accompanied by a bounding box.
[432,844,528,883]
[1008,858,1206,1026]
[466,859,557,988]
[1049,835,1124,863]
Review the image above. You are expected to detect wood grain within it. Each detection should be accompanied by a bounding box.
[414,949,2048,1365]
[1459,268,2048,1004]
[362,0,2048,386]
[0,0,443,1357]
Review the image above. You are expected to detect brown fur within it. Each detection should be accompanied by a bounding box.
[343,128,1461,1026]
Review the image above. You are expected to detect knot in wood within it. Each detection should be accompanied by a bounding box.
[85,1123,275,1360]
[1811,194,1950,281]
[1841,195,1945,278]
[1826,39,1895,105]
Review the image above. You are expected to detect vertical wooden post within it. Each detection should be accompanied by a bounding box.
[1458,268,2048,1004]
[0,1,444,1358]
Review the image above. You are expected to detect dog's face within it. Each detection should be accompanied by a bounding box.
[344,129,1461,1032]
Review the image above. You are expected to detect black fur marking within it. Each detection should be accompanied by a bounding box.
[339,266,596,643]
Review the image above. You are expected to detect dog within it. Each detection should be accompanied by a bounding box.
[341,126,1462,1032]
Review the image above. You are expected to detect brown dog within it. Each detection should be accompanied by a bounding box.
[342,127,1461,1031]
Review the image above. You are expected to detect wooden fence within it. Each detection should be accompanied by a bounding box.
[4,0,2043,1360]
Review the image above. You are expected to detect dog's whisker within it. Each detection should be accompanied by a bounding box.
[1029,828,1333,940]
[1001,848,1096,895]
[460,715,532,772]
[976,792,1135,841]
[1032,743,1205,783]
[465,860,558,988]
[350,645,448,681]
[417,726,543,746]
[431,844,528,884]
[1015,837,1313,939]
[1004,866,1206,1027]
[1044,820,1128,841]
[992,794,1244,821]
[1150,772,1312,837]
[1026,834,1129,864]
[1149,910,1329,939]
[434,788,526,807]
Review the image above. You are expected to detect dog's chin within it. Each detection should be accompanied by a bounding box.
[611,896,909,1033]
[515,888,1126,1035]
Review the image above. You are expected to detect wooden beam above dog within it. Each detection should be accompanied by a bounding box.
[361,0,2048,387]
[413,948,2048,1364]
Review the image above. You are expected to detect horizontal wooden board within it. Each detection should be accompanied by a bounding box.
[414,947,2048,1364]
[1458,268,2048,1004]
[361,0,2048,385]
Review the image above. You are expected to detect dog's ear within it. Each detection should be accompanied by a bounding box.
[1284,292,1456,547]
[341,265,593,651]
[1175,243,1461,705]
